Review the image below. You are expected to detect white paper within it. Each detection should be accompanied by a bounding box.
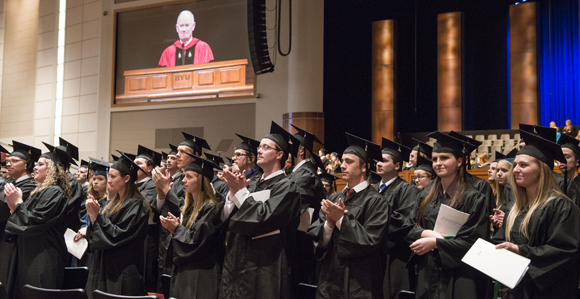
[64,228,88,260]
[249,190,281,239]
[297,208,315,232]
[462,238,530,289]
[433,204,470,236]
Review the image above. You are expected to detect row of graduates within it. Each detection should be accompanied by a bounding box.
[2,121,580,299]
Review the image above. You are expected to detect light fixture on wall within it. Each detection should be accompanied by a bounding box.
[54,0,66,144]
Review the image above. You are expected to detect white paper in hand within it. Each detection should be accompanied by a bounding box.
[433,204,470,236]
[462,238,530,289]
[249,190,281,239]
[64,228,88,260]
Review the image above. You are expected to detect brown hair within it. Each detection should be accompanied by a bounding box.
[182,172,218,228]
[31,159,71,199]
[103,179,151,217]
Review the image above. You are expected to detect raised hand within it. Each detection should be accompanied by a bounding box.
[4,183,23,212]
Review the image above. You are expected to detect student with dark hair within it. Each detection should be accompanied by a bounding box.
[405,132,489,299]
[85,153,151,298]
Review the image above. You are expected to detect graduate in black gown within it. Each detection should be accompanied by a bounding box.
[375,138,420,299]
[0,142,41,297]
[85,153,151,298]
[557,133,580,188]
[287,125,326,286]
[489,153,515,238]
[308,133,390,299]
[53,138,85,233]
[413,155,435,191]
[319,172,338,198]
[133,145,162,292]
[5,145,72,298]
[405,132,489,299]
[232,133,263,192]
[205,153,229,201]
[219,121,302,299]
[492,130,580,299]
[160,156,224,299]
[153,134,210,290]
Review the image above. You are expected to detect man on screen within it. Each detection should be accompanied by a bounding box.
[158,10,214,67]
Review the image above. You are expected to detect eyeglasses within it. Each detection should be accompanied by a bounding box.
[257,145,279,152]
[233,153,249,158]
[5,158,24,164]
[414,175,430,180]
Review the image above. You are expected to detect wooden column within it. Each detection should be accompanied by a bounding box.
[372,20,395,144]
[283,112,325,152]
[437,12,462,132]
[510,2,538,128]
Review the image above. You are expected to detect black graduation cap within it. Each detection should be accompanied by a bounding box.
[493,151,505,163]
[184,155,220,190]
[344,132,382,165]
[180,132,211,155]
[80,159,89,168]
[381,138,412,162]
[89,157,110,177]
[41,142,75,169]
[319,172,338,192]
[412,138,433,159]
[123,152,137,161]
[291,124,324,153]
[235,133,260,157]
[0,144,9,154]
[307,147,325,170]
[225,157,233,167]
[502,148,518,163]
[112,151,148,181]
[265,122,300,157]
[58,137,79,161]
[10,141,42,173]
[428,132,477,157]
[205,153,225,168]
[557,133,580,159]
[415,154,435,176]
[111,154,119,162]
[517,130,566,167]
[448,131,483,149]
[137,145,162,167]
[168,144,178,156]
[161,152,168,163]
[519,124,557,142]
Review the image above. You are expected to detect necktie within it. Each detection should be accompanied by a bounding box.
[379,183,386,193]
[260,179,265,183]
[346,188,355,198]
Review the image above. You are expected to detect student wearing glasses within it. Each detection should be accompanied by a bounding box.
[232,134,262,193]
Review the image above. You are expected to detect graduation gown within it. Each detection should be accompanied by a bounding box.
[137,178,160,292]
[466,173,494,216]
[86,195,150,298]
[491,196,580,299]
[170,204,225,299]
[287,160,326,285]
[0,176,37,297]
[405,186,489,299]
[219,173,301,299]
[65,172,85,232]
[212,177,229,202]
[245,167,263,194]
[553,172,580,207]
[5,185,69,298]
[158,39,214,67]
[373,177,420,299]
[308,185,390,299]
[158,171,186,288]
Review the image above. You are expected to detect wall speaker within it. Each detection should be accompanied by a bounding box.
[247,0,275,75]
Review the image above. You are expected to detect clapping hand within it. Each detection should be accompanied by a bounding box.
[4,183,23,212]
[160,212,180,234]
[85,195,100,224]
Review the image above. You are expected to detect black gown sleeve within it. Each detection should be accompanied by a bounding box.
[228,180,301,238]
[172,204,223,264]
[6,187,68,237]
[87,197,149,250]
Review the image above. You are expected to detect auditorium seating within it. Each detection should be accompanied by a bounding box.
[92,290,158,299]
[22,285,86,299]
[63,267,89,290]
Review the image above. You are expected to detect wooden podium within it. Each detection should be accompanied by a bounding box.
[114,59,254,105]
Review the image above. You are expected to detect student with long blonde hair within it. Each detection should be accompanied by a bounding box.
[494,130,580,298]
[405,132,489,299]
[160,156,223,299]
[85,153,151,298]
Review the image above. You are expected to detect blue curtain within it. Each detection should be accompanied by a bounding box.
[538,0,580,127]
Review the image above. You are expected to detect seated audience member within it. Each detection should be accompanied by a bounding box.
[319,172,338,198]
[477,152,491,168]
[413,155,434,191]
[563,119,575,137]
[326,152,342,174]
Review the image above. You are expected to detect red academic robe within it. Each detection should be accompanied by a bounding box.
[158,38,214,67]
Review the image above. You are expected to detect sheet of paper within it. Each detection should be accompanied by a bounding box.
[249,190,282,239]
[64,228,88,260]
[433,204,470,236]
[462,238,530,289]
[297,208,315,232]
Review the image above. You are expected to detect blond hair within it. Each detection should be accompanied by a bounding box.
[182,172,218,229]
[493,159,513,209]
[103,180,150,217]
[87,175,108,200]
[505,157,564,240]
[31,159,71,199]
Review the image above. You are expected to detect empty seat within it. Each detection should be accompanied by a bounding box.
[475,135,485,142]
[487,134,497,141]
[22,285,86,299]
[514,133,521,141]
[429,137,436,144]
[491,145,503,153]
[492,140,504,147]
[504,140,515,150]
[64,267,89,290]
[500,134,510,140]
[478,145,489,153]
[466,135,473,139]
[92,290,157,299]
[481,140,492,147]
